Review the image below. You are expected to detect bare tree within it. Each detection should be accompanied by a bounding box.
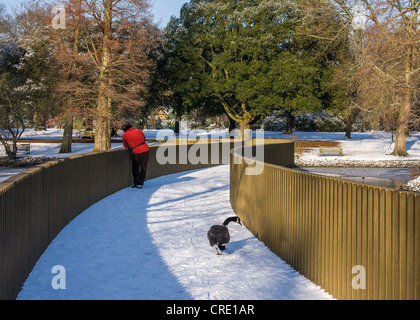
[296,1,419,155]
[359,0,419,155]
[82,0,157,151]
[52,0,157,152]
[59,0,83,154]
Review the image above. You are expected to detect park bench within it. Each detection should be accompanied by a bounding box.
[75,130,95,139]
[6,142,31,154]
[319,146,343,156]
[17,143,31,154]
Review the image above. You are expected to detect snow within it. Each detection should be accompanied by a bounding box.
[0,141,125,183]
[17,165,333,300]
[6,128,420,299]
[293,131,420,165]
[0,167,28,182]
[1,128,124,158]
[18,129,419,166]
[2,128,419,185]
[402,176,420,192]
[20,128,68,139]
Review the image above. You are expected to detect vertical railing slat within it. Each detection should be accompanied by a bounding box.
[406,193,415,300]
[415,194,420,300]
[399,193,407,300]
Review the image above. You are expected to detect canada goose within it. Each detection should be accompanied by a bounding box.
[207,216,242,255]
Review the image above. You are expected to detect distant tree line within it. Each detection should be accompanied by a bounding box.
[0,0,159,159]
[0,0,418,159]
[162,0,419,154]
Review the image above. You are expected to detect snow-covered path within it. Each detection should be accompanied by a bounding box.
[18,165,333,300]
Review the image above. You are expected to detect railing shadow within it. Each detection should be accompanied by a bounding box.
[18,175,197,300]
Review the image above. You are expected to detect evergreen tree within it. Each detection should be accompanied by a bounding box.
[165,0,338,138]
[0,41,30,160]
[0,3,57,159]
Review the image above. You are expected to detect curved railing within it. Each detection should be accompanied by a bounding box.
[230,141,420,300]
[3,139,419,300]
[0,141,232,300]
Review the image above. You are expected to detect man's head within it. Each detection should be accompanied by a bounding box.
[122,123,133,132]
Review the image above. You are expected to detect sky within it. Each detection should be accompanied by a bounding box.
[0,0,188,28]
[151,0,187,27]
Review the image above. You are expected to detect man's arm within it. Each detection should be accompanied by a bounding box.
[122,136,129,149]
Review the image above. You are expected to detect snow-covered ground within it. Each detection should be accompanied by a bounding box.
[0,167,29,183]
[5,128,420,163]
[17,165,333,300]
[0,128,124,159]
[6,128,420,300]
[294,131,420,165]
[11,128,420,164]
[403,176,420,192]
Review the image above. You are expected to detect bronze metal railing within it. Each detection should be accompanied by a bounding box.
[230,142,420,300]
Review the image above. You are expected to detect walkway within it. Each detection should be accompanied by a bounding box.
[18,165,332,300]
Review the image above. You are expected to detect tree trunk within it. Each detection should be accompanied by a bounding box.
[59,0,81,154]
[59,116,73,153]
[392,89,411,156]
[72,0,81,55]
[228,117,236,135]
[345,126,352,139]
[94,79,112,151]
[239,122,252,144]
[3,141,17,161]
[215,115,220,130]
[174,120,180,135]
[284,113,295,134]
[392,48,413,157]
[94,110,111,150]
[174,113,182,135]
[94,0,112,152]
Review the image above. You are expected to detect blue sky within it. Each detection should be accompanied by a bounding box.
[0,0,188,28]
[151,0,187,27]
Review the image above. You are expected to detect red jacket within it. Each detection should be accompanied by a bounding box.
[122,128,149,154]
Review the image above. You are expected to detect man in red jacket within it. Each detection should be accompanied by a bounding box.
[122,123,150,189]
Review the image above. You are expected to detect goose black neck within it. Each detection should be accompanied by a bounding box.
[223,217,237,226]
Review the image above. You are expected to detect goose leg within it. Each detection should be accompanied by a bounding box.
[213,244,222,255]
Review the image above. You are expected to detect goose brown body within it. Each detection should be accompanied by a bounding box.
[207,216,242,254]
[207,225,230,249]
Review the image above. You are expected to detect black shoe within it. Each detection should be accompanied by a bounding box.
[131,184,143,189]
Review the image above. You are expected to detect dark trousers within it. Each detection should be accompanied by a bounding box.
[132,151,149,186]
